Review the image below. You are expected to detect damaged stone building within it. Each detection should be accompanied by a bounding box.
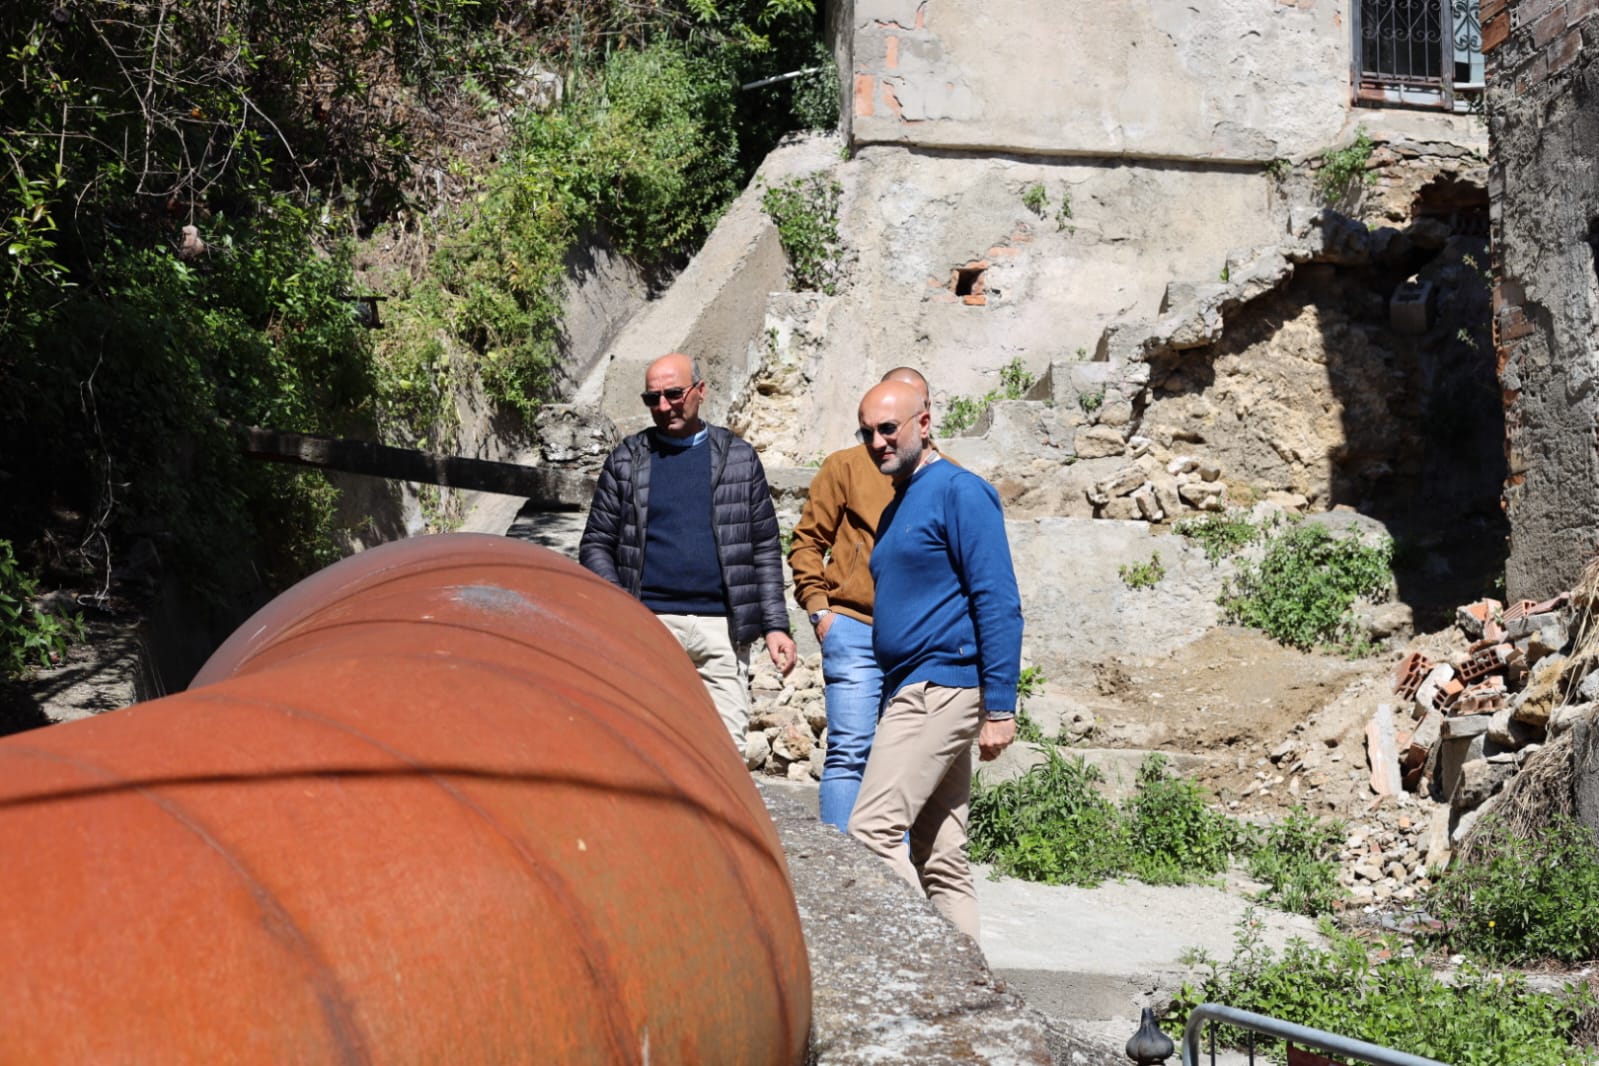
[1483,0,1599,599]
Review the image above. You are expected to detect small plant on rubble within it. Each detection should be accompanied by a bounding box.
[1119,552,1165,590]
[1427,813,1599,965]
[1171,913,1597,1066]
[1220,520,1392,654]
[1245,806,1345,917]
[1176,510,1261,564]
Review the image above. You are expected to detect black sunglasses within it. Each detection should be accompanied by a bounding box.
[856,420,904,444]
[640,384,699,407]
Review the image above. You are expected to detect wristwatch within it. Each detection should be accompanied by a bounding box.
[808,608,833,626]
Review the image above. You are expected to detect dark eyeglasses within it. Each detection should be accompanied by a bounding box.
[640,385,697,407]
[857,420,904,444]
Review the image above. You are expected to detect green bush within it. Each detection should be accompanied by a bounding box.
[1220,520,1392,654]
[972,752,1246,889]
[1173,914,1598,1065]
[1246,806,1345,917]
[972,758,1344,908]
[970,749,1127,886]
[0,540,85,679]
[762,173,846,295]
[1428,814,1599,965]
[1122,755,1239,885]
[1176,510,1262,564]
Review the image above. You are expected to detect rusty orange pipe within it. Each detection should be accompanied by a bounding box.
[0,533,810,1064]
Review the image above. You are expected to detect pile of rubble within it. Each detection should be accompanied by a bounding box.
[744,652,827,780]
[1370,591,1597,848]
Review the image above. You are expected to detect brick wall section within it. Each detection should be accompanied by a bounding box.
[1484,0,1599,596]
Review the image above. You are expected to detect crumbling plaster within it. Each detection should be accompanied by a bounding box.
[1487,9,1599,599]
[846,0,1351,161]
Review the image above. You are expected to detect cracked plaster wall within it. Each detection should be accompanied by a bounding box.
[846,0,1351,161]
[1486,1,1599,598]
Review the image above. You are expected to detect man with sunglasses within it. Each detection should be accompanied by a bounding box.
[580,352,797,752]
[846,378,1021,943]
[789,367,939,831]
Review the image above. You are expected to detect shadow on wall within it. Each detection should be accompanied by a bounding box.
[1143,188,1505,628]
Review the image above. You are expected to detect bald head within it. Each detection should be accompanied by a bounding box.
[643,352,706,437]
[859,380,931,484]
[880,366,931,411]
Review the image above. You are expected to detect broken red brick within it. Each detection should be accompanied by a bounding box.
[961,294,987,306]
[1392,651,1433,700]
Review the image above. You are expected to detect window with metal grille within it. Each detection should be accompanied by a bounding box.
[1354,0,1483,111]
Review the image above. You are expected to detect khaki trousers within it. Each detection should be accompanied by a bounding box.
[848,682,983,940]
[656,613,752,751]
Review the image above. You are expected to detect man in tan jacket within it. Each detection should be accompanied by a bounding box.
[789,367,934,829]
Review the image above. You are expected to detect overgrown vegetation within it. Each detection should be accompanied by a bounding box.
[1177,509,1264,564]
[939,358,1037,435]
[762,173,846,294]
[1172,914,1598,1066]
[1428,813,1599,965]
[0,0,832,614]
[1,540,84,679]
[1317,126,1376,202]
[1220,519,1393,655]
[971,753,1343,909]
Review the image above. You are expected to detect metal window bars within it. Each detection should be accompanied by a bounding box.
[1354,0,1483,112]
[1177,1004,1450,1066]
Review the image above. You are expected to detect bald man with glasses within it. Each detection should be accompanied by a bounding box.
[581,352,797,753]
[789,366,945,830]
[847,378,1021,942]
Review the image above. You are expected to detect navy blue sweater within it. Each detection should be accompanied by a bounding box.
[869,458,1023,713]
[638,434,725,615]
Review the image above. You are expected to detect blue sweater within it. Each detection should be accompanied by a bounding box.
[639,432,726,615]
[869,458,1023,713]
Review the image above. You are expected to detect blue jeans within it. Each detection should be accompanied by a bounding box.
[817,614,884,830]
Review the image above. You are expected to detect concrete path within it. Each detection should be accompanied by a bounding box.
[765,779,1321,1060]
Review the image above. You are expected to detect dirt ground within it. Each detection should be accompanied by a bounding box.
[1066,623,1456,821]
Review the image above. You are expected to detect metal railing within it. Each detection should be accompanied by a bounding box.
[1180,1004,1449,1066]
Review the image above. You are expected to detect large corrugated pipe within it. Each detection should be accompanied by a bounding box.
[0,534,810,1064]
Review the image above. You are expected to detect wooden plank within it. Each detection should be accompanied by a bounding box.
[233,424,594,508]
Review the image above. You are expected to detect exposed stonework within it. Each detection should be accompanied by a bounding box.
[1483,0,1599,598]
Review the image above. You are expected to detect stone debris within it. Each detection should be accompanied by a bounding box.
[1382,590,1598,849]
[748,653,827,779]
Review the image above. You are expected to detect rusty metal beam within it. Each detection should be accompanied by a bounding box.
[0,534,810,1064]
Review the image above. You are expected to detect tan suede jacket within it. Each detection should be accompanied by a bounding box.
[788,444,894,625]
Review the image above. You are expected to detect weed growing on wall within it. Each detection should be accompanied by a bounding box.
[1317,126,1376,202]
[1172,914,1597,1066]
[761,173,846,295]
[939,358,1036,435]
[1220,520,1392,654]
[1119,552,1165,590]
[1012,665,1047,742]
[1021,183,1048,217]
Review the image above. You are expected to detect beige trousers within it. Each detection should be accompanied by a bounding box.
[848,682,983,940]
[656,613,752,751]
